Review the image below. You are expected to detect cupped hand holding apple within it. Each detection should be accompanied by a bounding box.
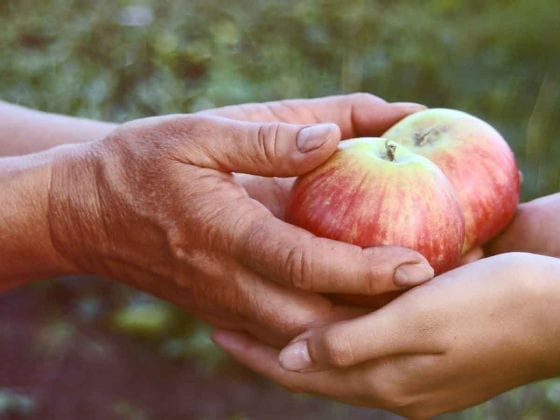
[210,102,556,419]
[213,252,560,418]
[44,94,435,347]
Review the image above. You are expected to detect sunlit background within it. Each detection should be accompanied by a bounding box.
[1,0,560,418]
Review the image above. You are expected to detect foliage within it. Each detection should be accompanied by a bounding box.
[1,0,560,418]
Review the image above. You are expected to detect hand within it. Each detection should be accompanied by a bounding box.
[213,253,560,417]
[47,94,433,346]
[200,94,428,219]
[488,193,560,258]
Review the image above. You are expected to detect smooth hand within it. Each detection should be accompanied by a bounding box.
[46,94,433,346]
[213,253,560,417]
[488,193,560,257]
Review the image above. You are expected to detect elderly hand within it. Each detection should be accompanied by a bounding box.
[213,253,560,417]
[44,94,433,346]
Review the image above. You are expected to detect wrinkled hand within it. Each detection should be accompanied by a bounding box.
[488,193,560,258]
[213,253,560,417]
[47,94,433,346]
[200,94,427,219]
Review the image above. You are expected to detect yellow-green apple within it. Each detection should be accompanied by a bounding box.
[286,138,465,275]
[382,109,520,252]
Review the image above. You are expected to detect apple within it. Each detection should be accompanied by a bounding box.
[382,108,520,252]
[286,138,465,275]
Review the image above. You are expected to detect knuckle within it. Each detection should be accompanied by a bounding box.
[149,115,200,141]
[320,327,355,368]
[256,123,281,165]
[360,249,395,294]
[350,92,385,105]
[284,243,313,291]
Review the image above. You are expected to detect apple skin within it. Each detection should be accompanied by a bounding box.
[383,108,520,252]
[286,138,465,275]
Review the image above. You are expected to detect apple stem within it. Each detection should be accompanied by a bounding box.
[385,139,397,161]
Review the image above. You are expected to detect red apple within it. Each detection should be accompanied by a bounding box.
[382,108,520,252]
[286,138,465,275]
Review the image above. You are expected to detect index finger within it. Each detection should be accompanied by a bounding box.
[199,93,426,138]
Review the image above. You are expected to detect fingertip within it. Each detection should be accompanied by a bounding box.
[394,262,435,287]
[278,340,313,372]
[363,245,433,288]
[380,246,433,287]
[350,99,427,137]
[389,102,428,113]
[296,123,341,153]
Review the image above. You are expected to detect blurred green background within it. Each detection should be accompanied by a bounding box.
[1,0,560,418]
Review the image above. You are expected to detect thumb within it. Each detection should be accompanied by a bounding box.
[177,115,341,176]
[277,309,423,372]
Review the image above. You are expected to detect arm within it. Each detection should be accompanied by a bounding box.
[0,102,114,288]
[0,151,72,290]
[0,101,116,156]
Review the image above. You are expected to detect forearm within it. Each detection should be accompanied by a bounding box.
[0,150,74,291]
[0,101,116,156]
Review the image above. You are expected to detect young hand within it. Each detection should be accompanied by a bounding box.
[213,253,560,417]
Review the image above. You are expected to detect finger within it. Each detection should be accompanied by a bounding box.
[172,115,341,177]
[235,207,434,295]
[225,267,367,346]
[213,329,418,412]
[200,93,426,138]
[194,285,364,347]
[212,329,336,395]
[278,302,441,372]
[459,247,484,265]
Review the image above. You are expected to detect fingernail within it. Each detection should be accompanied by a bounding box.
[279,340,312,371]
[390,102,428,113]
[394,262,434,287]
[297,124,338,153]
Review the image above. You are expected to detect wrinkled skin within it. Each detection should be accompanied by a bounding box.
[47,94,433,346]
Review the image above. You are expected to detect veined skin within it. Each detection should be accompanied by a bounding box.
[383,108,520,252]
[286,138,465,274]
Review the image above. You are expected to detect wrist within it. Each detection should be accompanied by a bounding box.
[47,141,107,276]
[0,150,76,290]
